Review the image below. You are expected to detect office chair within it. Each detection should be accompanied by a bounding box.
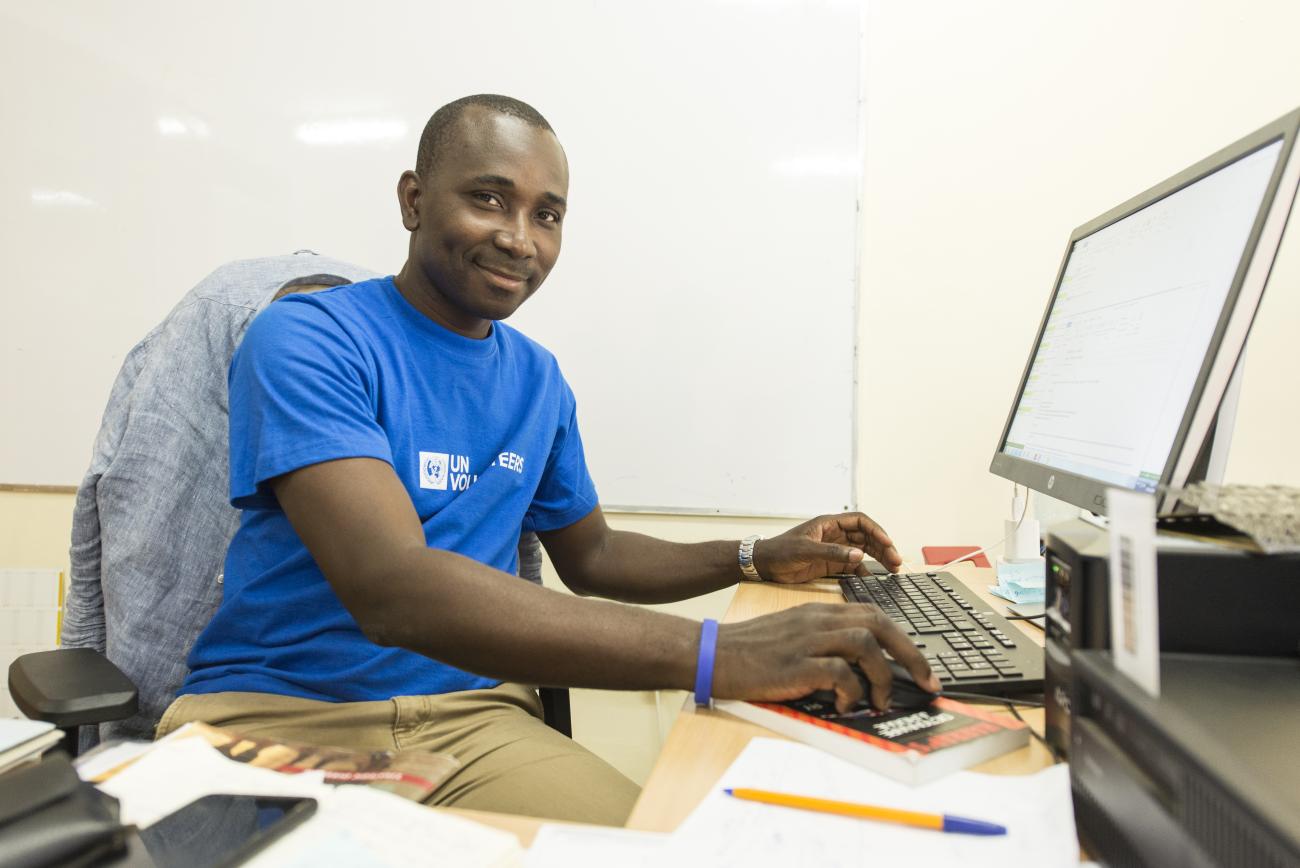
[6,255,570,755]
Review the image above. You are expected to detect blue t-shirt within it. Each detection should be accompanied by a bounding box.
[181,276,598,702]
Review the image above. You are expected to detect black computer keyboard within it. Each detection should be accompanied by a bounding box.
[839,570,1043,695]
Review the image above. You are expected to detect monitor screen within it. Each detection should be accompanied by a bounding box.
[990,109,1300,513]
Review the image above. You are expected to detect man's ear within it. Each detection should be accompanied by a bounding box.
[397,170,421,231]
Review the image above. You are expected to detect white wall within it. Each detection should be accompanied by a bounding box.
[857,0,1300,552]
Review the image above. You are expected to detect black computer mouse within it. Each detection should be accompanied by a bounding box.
[802,660,938,712]
[885,659,941,710]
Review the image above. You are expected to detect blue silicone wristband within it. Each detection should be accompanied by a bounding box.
[694,619,719,706]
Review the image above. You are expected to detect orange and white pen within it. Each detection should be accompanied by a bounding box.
[724,787,1007,836]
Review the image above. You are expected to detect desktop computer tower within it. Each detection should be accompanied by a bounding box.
[1042,518,1300,757]
[1070,650,1300,867]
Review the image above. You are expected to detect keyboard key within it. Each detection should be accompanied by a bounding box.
[953,671,987,680]
[916,625,950,634]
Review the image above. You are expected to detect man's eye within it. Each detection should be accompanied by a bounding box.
[537,210,562,224]
[473,192,503,207]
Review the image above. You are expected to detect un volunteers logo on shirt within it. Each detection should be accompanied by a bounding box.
[419,451,450,490]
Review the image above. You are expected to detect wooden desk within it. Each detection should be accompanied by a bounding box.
[626,562,1055,833]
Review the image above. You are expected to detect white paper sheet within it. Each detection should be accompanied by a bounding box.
[524,825,671,868]
[665,738,1077,868]
[73,738,157,782]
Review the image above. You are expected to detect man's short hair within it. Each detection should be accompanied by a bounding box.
[415,94,555,179]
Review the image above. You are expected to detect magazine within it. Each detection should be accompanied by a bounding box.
[716,694,1029,785]
[82,722,459,802]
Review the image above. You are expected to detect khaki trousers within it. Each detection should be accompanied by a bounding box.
[157,683,640,826]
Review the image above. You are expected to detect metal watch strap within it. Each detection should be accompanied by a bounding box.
[738,534,763,582]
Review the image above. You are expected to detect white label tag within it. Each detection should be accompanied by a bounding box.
[1107,488,1160,697]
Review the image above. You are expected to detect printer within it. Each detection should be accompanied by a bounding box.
[1041,518,1300,758]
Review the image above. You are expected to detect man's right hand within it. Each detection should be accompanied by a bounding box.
[708,603,938,713]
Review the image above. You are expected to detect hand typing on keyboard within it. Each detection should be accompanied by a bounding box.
[711,602,939,713]
[751,512,903,582]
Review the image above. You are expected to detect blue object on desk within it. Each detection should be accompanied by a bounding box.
[942,814,1009,836]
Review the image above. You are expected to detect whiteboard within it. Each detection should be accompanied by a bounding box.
[0,1,860,515]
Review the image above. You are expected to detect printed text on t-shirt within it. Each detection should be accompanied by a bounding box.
[419,450,524,492]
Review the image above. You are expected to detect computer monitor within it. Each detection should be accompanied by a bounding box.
[989,107,1300,515]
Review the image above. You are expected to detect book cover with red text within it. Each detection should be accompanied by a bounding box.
[716,694,1028,785]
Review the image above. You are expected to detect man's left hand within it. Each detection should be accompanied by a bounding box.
[753,512,901,583]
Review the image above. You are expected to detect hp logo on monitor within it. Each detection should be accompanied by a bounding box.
[1048,474,1056,490]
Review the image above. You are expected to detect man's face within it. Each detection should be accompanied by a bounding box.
[398,108,569,338]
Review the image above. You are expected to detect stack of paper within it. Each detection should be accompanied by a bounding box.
[82,727,1078,866]
[0,717,62,775]
[990,558,1046,604]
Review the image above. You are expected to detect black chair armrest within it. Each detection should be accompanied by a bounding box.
[538,686,572,738]
[8,648,138,728]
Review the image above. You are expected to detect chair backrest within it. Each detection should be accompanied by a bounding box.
[61,255,379,745]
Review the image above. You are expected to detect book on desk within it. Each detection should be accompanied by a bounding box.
[0,718,62,776]
[716,694,1028,786]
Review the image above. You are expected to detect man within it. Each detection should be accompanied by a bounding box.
[63,251,549,750]
[162,95,936,825]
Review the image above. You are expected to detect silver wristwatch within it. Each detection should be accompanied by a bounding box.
[738,534,763,582]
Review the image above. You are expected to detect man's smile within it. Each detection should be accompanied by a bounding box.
[475,261,532,290]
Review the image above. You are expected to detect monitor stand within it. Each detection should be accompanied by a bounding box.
[1162,350,1246,514]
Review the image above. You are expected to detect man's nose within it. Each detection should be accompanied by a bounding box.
[494,213,537,259]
